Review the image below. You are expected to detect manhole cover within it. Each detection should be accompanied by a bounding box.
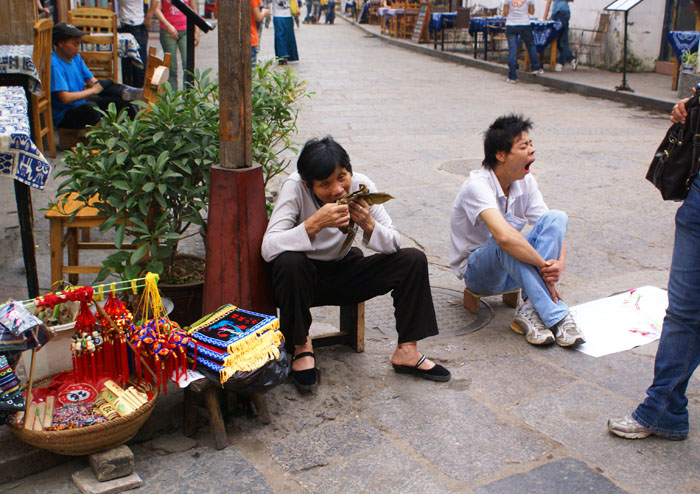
[363,287,492,338]
[439,158,483,177]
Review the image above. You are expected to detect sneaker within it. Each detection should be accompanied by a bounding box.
[511,301,554,345]
[607,415,687,440]
[551,313,585,347]
[531,68,544,75]
[571,58,578,71]
[121,87,143,102]
[554,63,563,72]
[506,78,517,84]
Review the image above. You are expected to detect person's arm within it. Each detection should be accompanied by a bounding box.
[36,0,49,16]
[480,208,546,268]
[192,0,200,46]
[502,3,509,17]
[528,3,535,16]
[145,0,158,25]
[153,1,180,40]
[671,98,691,124]
[253,4,270,22]
[54,83,102,104]
[542,0,551,20]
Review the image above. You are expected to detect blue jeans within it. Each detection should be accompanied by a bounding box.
[632,176,700,437]
[506,24,540,80]
[552,11,574,65]
[464,210,569,327]
[252,45,259,68]
[326,1,336,23]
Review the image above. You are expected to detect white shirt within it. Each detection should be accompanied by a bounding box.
[271,0,292,17]
[262,172,400,262]
[117,0,145,26]
[449,168,548,278]
[503,0,533,26]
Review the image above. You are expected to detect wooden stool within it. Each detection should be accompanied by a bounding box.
[463,288,520,314]
[183,378,270,451]
[45,194,131,286]
[311,303,365,352]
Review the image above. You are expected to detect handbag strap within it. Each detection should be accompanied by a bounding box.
[690,101,700,190]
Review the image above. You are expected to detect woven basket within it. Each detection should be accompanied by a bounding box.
[8,384,159,456]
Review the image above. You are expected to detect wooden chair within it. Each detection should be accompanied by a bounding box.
[31,18,56,158]
[141,46,171,109]
[570,12,610,69]
[463,288,520,314]
[68,7,119,81]
[448,7,470,50]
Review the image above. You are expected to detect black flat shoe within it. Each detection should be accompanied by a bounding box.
[291,351,320,392]
[392,355,451,382]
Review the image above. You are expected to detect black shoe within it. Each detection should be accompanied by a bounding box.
[291,351,320,392]
[392,355,451,382]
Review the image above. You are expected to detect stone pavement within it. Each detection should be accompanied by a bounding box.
[1,13,699,494]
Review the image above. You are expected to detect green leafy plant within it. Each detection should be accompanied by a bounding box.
[55,65,309,283]
[681,49,699,70]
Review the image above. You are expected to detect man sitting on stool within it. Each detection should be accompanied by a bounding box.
[262,136,451,392]
[449,114,585,348]
[50,23,142,130]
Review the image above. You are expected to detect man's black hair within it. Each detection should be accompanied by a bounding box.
[297,136,352,187]
[482,114,533,170]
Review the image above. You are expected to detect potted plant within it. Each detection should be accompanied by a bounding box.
[681,49,698,73]
[54,65,309,323]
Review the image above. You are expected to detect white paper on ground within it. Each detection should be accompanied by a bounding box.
[171,368,206,388]
[572,286,668,357]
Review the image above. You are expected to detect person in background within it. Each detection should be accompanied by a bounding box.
[271,0,299,64]
[50,23,141,130]
[543,0,576,72]
[503,0,542,84]
[304,0,313,23]
[153,0,200,90]
[117,0,157,88]
[325,0,336,24]
[252,0,270,67]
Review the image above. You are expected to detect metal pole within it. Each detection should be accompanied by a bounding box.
[185,19,195,88]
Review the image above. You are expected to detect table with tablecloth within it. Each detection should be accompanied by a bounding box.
[0,86,51,190]
[428,12,456,50]
[468,16,563,63]
[667,31,700,90]
[0,45,42,96]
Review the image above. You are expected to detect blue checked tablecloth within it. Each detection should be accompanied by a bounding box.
[0,45,42,96]
[0,87,51,190]
[81,32,144,69]
[429,12,456,33]
[468,16,506,36]
[667,31,700,62]
[469,17,563,54]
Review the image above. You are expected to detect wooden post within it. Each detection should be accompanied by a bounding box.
[202,0,276,316]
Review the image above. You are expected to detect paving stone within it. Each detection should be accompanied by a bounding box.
[366,388,551,483]
[474,458,629,494]
[72,469,142,494]
[511,382,700,494]
[269,417,386,473]
[294,443,454,494]
[0,427,71,484]
[134,446,273,493]
[89,445,134,482]
[148,433,197,454]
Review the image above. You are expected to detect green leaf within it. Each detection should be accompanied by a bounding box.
[130,243,149,265]
[124,264,142,280]
[114,221,126,249]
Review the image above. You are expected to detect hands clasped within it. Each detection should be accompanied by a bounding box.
[541,259,565,303]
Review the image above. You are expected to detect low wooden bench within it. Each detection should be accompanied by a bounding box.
[311,303,365,353]
[463,288,520,314]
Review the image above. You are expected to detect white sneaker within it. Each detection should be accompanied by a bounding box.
[554,63,563,72]
[506,78,517,84]
[552,313,585,347]
[571,58,578,71]
[530,68,544,76]
[511,301,554,345]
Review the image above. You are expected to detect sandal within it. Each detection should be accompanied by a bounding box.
[291,351,320,392]
[392,355,451,382]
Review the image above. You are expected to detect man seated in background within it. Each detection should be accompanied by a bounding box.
[51,23,142,130]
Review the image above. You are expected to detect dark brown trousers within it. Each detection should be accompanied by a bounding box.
[270,247,439,347]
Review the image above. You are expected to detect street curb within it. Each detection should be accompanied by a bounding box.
[341,16,674,113]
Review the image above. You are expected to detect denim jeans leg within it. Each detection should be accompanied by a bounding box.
[464,210,569,327]
[521,26,541,71]
[160,30,179,90]
[506,26,519,80]
[552,12,573,64]
[632,177,700,437]
[177,31,188,85]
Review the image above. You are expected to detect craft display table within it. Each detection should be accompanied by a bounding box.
[667,31,700,91]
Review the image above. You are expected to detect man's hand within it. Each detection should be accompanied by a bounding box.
[304,203,349,237]
[88,82,104,96]
[194,29,200,47]
[349,198,375,235]
[540,258,564,284]
[546,281,562,303]
[671,98,690,124]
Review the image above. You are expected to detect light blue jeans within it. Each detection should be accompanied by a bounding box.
[160,29,187,91]
[464,210,569,328]
[632,175,700,437]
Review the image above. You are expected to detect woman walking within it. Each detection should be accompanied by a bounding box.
[153,0,200,90]
[272,0,299,64]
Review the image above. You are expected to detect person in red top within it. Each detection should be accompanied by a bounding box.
[153,0,200,90]
[252,0,270,67]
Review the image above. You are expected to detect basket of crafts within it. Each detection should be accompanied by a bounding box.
[4,278,169,456]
